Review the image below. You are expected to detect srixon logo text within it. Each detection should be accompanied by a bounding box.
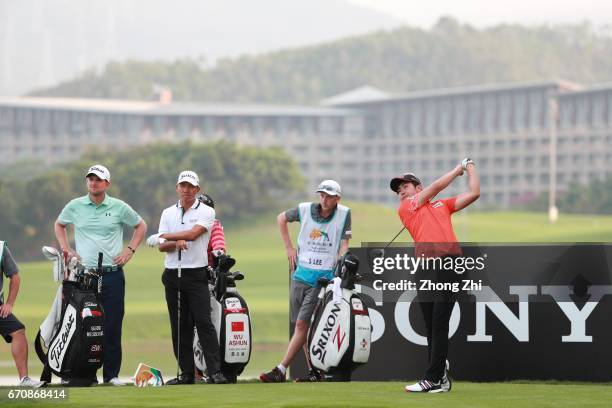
[311,303,342,364]
[50,314,75,364]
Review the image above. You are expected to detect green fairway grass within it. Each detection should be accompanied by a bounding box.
[2,203,612,381]
[1,381,612,408]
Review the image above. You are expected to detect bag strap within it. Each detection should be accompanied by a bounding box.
[34,330,53,383]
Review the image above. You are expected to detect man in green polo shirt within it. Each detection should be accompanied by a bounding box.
[54,164,147,386]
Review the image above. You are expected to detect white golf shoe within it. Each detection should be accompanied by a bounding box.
[19,376,45,388]
[106,377,126,386]
[404,379,443,393]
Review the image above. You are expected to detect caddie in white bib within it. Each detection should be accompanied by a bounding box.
[293,203,350,286]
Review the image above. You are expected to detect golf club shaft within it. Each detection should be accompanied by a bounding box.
[384,227,406,249]
[177,249,182,379]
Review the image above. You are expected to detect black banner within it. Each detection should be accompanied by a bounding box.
[290,244,612,381]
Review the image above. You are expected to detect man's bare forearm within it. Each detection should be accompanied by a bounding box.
[54,222,72,251]
[418,166,463,206]
[467,165,480,196]
[160,228,202,242]
[128,220,147,250]
[159,241,177,253]
[430,166,462,194]
[5,274,20,306]
[338,239,350,257]
[278,213,294,250]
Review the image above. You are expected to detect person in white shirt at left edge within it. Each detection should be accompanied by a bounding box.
[146,171,228,385]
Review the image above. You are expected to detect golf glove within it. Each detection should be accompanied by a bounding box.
[461,157,475,170]
[146,233,166,247]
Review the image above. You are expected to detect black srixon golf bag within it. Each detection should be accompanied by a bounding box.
[35,249,105,386]
[193,255,251,383]
[307,252,371,381]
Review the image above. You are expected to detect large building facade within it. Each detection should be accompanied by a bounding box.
[1,79,611,207]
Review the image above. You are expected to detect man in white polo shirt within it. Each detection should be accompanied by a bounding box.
[147,171,227,385]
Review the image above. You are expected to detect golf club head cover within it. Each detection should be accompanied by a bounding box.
[217,254,236,272]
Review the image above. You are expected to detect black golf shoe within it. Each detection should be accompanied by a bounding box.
[294,369,322,382]
[209,372,229,384]
[259,367,286,383]
[166,374,195,385]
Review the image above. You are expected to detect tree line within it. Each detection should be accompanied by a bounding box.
[525,178,612,215]
[33,18,612,103]
[0,142,304,259]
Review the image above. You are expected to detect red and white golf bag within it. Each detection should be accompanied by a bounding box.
[193,255,251,383]
[307,253,371,381]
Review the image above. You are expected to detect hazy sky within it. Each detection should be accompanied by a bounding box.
[347,0,612,28]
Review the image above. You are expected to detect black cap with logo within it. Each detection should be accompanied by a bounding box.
[389,173,422,193]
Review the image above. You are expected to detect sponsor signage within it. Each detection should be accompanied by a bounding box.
[291,244,612,381]
[48,304,78,371]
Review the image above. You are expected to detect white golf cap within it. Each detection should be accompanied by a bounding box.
[316,179,342,196]
[85,164,111,181]
[177,170,199,186]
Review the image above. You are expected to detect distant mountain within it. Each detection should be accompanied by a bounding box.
[0,0,400,96]
[33,18,612,103]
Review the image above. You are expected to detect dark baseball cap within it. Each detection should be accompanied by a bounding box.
[390,173,422,193]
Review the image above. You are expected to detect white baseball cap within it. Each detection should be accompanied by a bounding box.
[177,170,199,187]
[316,179,342,197]
[85,164,111,181]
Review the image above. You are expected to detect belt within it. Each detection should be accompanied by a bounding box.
[101,266,122,273]
[165,267,206,272]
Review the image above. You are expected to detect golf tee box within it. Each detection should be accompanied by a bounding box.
[133,363,164,387]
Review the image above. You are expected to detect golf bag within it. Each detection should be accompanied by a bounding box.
[193,255,251,383]
[307,252,371,381]
[35,248,105,386]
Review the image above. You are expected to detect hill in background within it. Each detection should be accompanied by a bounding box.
[0,0,400,96]
[33,18,612,103]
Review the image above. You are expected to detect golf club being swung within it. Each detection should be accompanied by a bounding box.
[384,227,405,249]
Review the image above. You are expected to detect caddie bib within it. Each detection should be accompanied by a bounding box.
[296,203,349,272]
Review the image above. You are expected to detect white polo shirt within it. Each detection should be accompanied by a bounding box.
[158,200,215,269]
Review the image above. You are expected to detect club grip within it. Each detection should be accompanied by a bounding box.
[178,249,182,261]
[97,252,103,271]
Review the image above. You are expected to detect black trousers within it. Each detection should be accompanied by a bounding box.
[162,267,221,376]
[101,268,125,382]
[416,257,461,382]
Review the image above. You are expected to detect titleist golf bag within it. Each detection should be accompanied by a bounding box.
[193,255,251,383]
[35,247,104,386]
[307,252,371,381]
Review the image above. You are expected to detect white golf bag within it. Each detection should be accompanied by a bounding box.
[193,255,251,383]
[307,253,371,381]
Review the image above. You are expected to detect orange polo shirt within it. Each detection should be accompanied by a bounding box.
[398,194,462,257]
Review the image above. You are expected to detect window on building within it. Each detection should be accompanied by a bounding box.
[499,94,511,131]
[513,92,527,131]
[483,95,496,133]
